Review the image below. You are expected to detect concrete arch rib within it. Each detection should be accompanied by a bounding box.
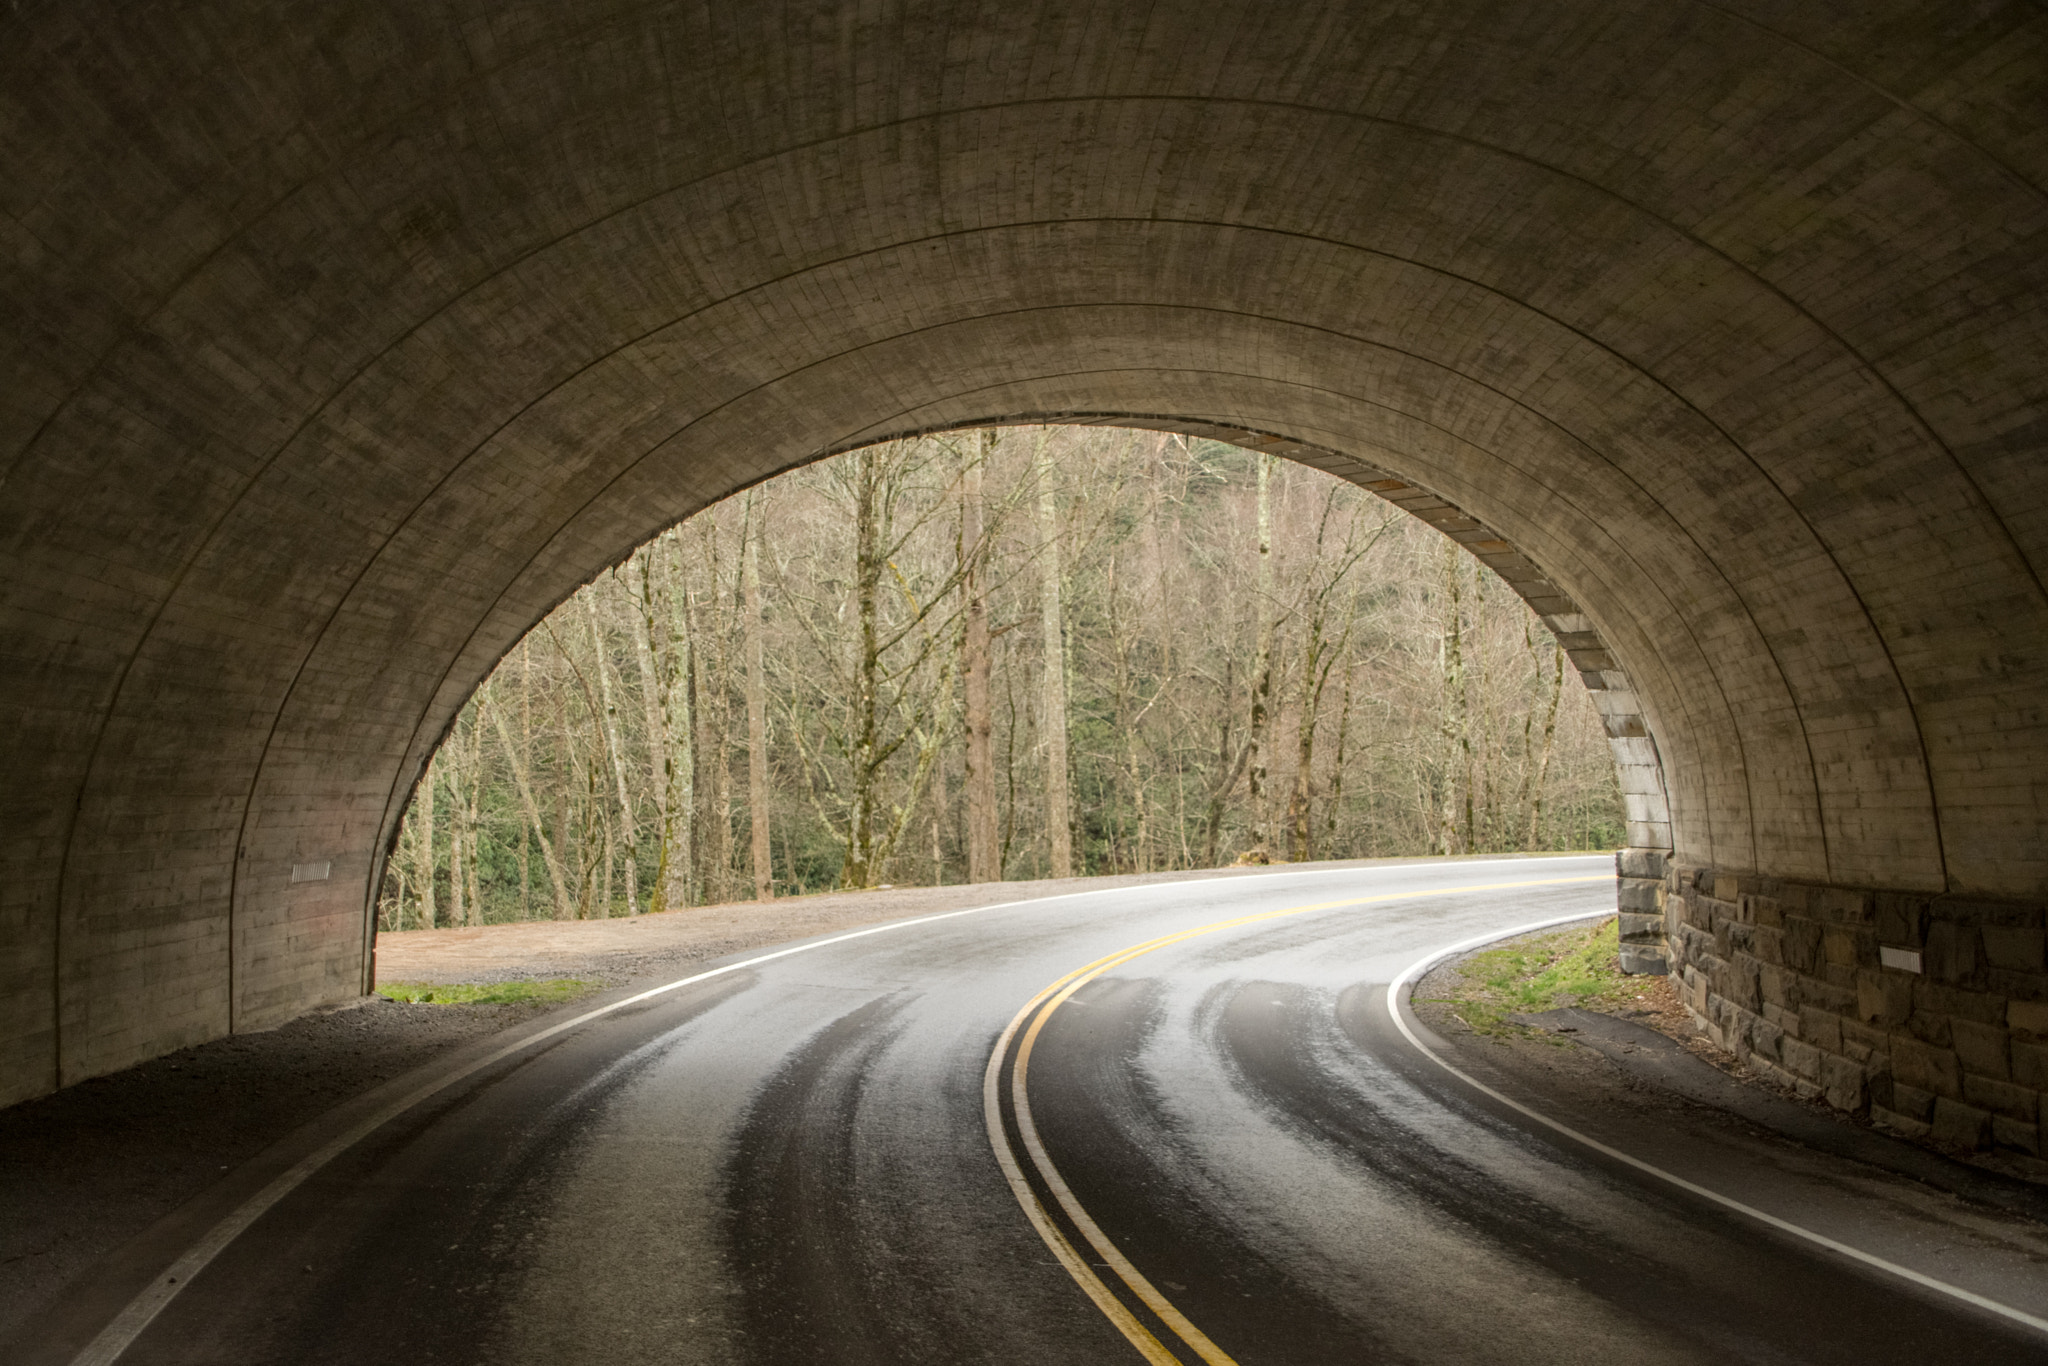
[3,0,2044,1111]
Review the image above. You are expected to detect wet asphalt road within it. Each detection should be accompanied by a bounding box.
[98,857,2048,1364]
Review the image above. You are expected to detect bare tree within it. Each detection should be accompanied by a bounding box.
[1034,432,1073,878]
[381,425,1624,920]
[488,698,573,919]
[1521,625,1566,848]
[1284,496,1390,861]
[743,494,774,900]
[961,431,1000,882]
[1436,538,1470,856]
[414,754,438,928]
[629,541,681,913]
[1242,453,1278,861]
[782,441,971,887]
[583,593,640,915]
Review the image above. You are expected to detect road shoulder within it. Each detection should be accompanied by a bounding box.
[1414,921,2048,1223]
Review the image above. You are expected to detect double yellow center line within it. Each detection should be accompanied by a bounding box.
[980,875,1609,1364]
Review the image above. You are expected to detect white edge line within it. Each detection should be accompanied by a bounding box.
[71,858,1596,1365]
[1386,915,2048,1339]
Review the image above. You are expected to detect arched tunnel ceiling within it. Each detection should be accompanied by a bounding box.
[1,0,2044,1100]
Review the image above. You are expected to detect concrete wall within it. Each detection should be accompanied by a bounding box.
[3,1,2044,1105]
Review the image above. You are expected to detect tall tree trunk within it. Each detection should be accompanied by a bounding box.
[1438,538,1468,856]
[919,650,958,882]
[1285,511,1368,864]
[842,446,885,888]
[1201,677,1251,867]
[744,495,775,900]
[667,561,696,908]
[447,822,464,929]
[577,755,602,918]
[383,850,408,933]
[556,699,579,917]
[489,703,573,918]
[417,754,438,929]
[584,593,640,916]
[931,652,952,884]
[931,781,946,884]
[1036,435,1073,878]
[630,548,677,913]
[1472,567,1496,851]
[519,640,532,919]
[464,699,486,923]
[1126,707,1150,874]
[1285,692,1313,863]
[690,588,722,902]
[1525,636,1565,848]
[1286,615,1326,864]
[1243,454,1277,860]
[961,432,999,882]
[451,721,472,927]
[688,525,734,905]
[816,438,955,889]
[1325,583,1362,856]
[1000,665,1020,876]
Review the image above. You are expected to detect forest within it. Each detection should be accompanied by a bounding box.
[375,428,1624,929]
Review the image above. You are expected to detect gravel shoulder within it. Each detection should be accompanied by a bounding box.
[5,854,1564,1346]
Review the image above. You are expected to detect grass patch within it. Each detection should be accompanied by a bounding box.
[376,978,598,1006]
[1426,917,1642,1038]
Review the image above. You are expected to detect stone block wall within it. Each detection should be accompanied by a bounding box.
[1617,848,1670,975]
[1662,863,2048,1156]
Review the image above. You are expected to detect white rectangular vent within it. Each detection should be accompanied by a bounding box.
[1877,945,1923,974]
[290,860,333,884]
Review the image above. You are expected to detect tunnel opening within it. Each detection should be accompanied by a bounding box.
[369,422,1634,936]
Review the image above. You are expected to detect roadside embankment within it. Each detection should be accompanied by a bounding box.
[1415,918,2048,1206]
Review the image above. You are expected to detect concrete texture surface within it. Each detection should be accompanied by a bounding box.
[2,2,2045,1104]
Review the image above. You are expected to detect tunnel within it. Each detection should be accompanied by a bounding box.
[2,0,2044,1130]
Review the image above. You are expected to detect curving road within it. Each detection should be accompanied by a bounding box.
[63,858,2048,1364]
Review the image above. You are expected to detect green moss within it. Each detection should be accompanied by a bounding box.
[1424,917,1637,1038]
[376,978,598,1006]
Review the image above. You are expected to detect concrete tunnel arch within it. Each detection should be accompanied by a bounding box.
[3,3,2044,1135]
